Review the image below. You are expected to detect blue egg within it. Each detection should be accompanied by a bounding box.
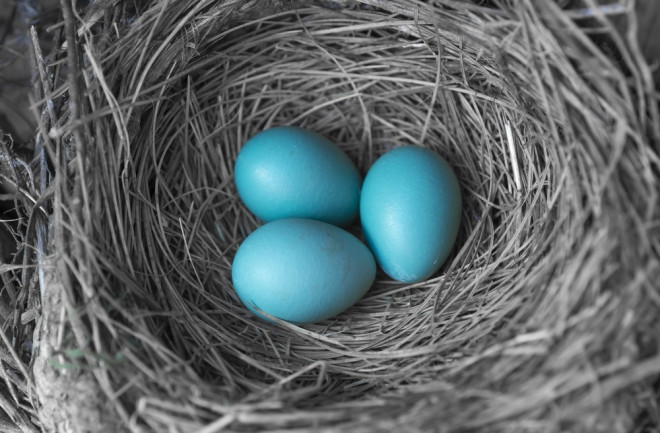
[232,219,376,324]
[360,146,462,283]
[235,126,362,227]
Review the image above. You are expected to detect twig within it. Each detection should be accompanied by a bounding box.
[564,3,627,19]
[29,26,57,307]
[505,121,522,193]
[59,0,91,227]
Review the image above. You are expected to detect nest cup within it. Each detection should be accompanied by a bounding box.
[17,1,659,432]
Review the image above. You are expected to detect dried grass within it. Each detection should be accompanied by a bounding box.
[1,0,659,432]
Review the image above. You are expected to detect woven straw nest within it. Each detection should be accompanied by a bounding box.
[1,0,659,432]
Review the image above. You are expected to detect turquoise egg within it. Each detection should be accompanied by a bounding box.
[360,146,462,283]
[235,126,362,227]
[231,219,376,324]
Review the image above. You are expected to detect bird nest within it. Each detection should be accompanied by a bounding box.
[1,1,659,432]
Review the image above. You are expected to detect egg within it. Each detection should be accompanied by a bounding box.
[231,218,376,324]
[360,146,462,283]
[234,126,362,227]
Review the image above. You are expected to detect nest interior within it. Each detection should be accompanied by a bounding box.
[1,1,659,432]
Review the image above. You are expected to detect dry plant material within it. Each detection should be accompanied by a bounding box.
[1,0,659,432]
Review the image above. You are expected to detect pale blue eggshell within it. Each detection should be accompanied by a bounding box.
[231,218,376,324]
[360,146,462,283]
[235,126,362,227]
